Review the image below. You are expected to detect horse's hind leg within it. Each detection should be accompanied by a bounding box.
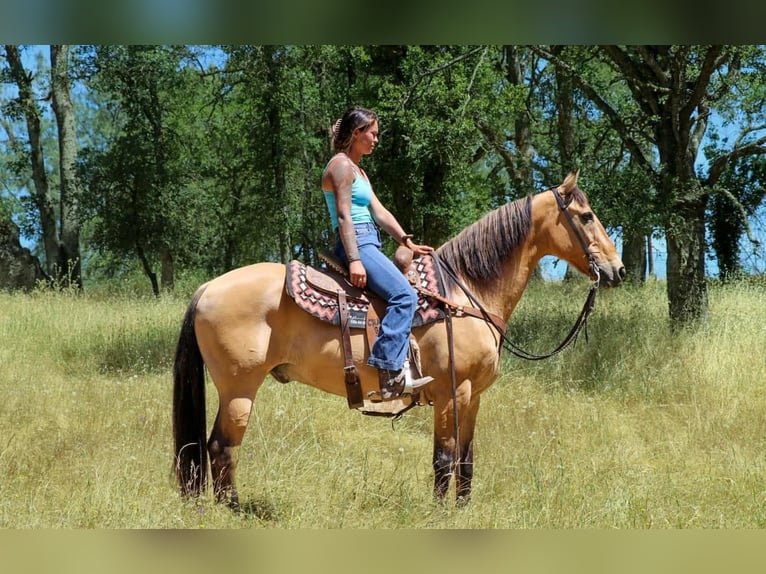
[207,374,265,509]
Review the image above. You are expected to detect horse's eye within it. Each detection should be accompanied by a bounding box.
[579,212,594,224]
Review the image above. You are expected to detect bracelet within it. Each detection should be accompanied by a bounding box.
[400,234,414,246]
[347,255,361,263]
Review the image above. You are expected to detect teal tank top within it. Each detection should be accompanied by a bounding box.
[323,166,374,230]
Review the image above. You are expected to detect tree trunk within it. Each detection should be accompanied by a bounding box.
[159,244,174,292]
[555,57,578,282]
[505,46,547,277]
[656,73,710,325]
[555,64,577,170]
[50,45,82,289]
[0,217,46,291]
[136,242,160,297]
[622,229,647,284]
[264,47,291,263]
[5,45,59,276]
[663,178,709,325]
[504,46,534,198]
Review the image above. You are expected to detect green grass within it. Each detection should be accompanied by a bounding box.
[0,278,764,528]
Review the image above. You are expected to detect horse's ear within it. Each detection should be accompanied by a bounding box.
[559,170,580,198]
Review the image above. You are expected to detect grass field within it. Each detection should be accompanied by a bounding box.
[0,277,764,528]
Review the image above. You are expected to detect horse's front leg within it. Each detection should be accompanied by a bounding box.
[432,436,454,499]
[454,394,480,504]
[431,381,477,502]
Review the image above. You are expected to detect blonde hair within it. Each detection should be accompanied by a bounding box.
[330,107,378,154]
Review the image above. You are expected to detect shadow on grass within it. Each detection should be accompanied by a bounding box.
[237,498,281,522]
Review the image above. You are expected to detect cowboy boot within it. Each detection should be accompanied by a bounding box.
[368,362,434,402]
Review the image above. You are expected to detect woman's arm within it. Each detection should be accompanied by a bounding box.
[325,158,359,260]
[323,157,368,287]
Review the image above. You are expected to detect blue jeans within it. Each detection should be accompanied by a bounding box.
[334,222,417,371]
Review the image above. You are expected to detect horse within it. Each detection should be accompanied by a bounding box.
[172,171,625,507]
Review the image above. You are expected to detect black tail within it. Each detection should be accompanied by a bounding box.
[172,286,209,496]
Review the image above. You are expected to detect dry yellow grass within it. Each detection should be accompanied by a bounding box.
[0,278,763,528]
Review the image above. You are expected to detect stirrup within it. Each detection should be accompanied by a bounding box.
[402,367,434,394]
[402,358,433,393]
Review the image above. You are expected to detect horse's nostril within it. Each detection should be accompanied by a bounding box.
[618,266,627,280]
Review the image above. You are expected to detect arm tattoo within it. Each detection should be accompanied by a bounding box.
[330,159,360,262]
[339,224,360,261]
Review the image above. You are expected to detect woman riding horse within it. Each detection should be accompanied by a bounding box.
[322,107,434,400]
[172,170,625,507]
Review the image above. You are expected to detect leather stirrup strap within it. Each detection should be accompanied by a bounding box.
[338,289,363,409]
[365,304,380,351]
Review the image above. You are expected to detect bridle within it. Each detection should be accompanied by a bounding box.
[431,185,602,363]
[423,186,603,459]
[552,185,602,288]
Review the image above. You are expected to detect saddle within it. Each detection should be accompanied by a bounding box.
[284,248,446,411]
[285,251,445,329]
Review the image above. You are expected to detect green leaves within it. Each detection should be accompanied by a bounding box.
[3,44,765,297]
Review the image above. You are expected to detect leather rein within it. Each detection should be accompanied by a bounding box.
[424,186,601,362]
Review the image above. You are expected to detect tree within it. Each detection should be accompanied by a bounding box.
[78,45,207,295]
[5,44,764,298]
[708,153,766,280]
[3,45,59,277]
[2,45,83,288]
[220,45,339,268]
[368,45,509,247]
[703,49,766,280]
[50,45,83,288]
[536,45,766,326]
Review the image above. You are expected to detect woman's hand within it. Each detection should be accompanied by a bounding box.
[403,237,434,257]
[349,259,367,288]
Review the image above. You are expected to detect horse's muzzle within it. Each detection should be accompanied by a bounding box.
[598,259,626,287]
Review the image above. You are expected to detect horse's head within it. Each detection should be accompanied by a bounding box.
[542,171,625,287]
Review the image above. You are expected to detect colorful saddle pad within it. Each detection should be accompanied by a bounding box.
[285,255,445,329]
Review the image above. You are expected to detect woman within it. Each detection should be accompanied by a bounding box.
[322,107,434,401]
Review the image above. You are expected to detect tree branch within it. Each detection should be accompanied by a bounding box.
[457,46,489,123]
[635,45,669,84]
[398,46,486,112]
[531,45,657,176]
[680,45,726,122]
[713,186,761,247]
[602,45,666,117]
[704,135,766,187]
[476,120,516,181]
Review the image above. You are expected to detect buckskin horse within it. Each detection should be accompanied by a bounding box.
[172,171,625,507]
